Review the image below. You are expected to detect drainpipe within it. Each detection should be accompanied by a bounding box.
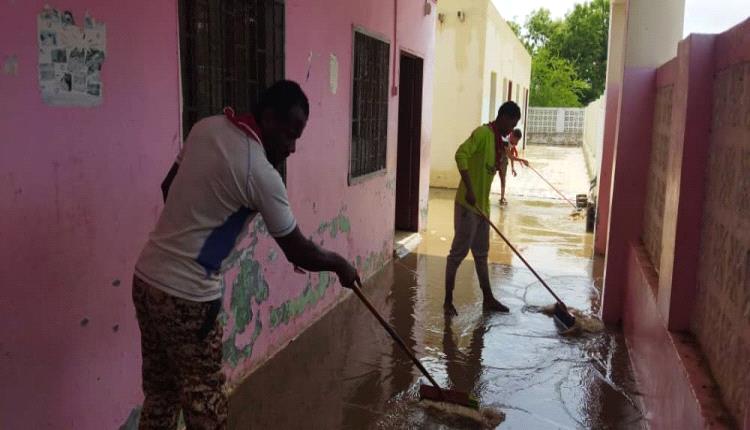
[392,0,398,96]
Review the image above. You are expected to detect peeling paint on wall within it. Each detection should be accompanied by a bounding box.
[315,209,351,239]
[355,244,391,278]
[37,6,106,106]
[231,259,268,334]
[305,51,313,82]
[270,272,333,328]
[385,175,397,191]
[3,55,18,76]
[267,209,354,328]
[209,205,389,373]
[268,244,391,330]
[329,53,338,94]
[222,220,269,367]
[221,209,355,366]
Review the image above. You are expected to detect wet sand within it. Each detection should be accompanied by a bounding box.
[230,146,644,429]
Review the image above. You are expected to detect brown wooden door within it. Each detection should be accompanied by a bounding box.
[395,53,423,232]
[523,88,529,149]
[508,80,513,101]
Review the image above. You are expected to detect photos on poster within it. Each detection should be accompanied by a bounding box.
[51,49,67,63]
[37,6,107,107]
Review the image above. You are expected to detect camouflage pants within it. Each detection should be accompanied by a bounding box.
[132,276,227,430]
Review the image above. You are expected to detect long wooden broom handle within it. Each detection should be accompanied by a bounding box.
[527,165,578,210]
[474,206,566,307]
[351,279,444,393]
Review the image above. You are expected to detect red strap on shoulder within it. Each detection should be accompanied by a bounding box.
[223,107,263,145]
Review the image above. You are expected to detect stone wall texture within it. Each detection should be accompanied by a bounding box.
[693,61,750,426]
[642,85,673,274]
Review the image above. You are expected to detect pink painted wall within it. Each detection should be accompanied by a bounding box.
[0,0,436,428]
[623,245,730,429]
[222,0,436,387]
[613,49,731,427]
[0,2,180,429]
[603,18,750,429]
[600,68,655,324]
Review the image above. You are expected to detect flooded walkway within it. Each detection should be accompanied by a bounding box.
[230,145,644,429]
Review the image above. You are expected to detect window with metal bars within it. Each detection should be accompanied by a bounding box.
[350,31,390,181]
[178,0,285,175]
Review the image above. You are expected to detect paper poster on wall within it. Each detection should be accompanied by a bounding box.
[37,6,106,107]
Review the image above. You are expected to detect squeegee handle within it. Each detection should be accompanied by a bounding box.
[474,207,566,307]
[527,165,578,210]
[351,279,444,393]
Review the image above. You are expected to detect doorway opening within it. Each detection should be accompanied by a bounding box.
[394,52,424,255]
[395,52,423,232]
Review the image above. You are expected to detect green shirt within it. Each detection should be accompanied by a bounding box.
[455,125,498,215]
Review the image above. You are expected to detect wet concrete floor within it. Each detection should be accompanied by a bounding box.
[230,146,644,429]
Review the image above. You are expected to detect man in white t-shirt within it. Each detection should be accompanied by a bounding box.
[132,80,358,430]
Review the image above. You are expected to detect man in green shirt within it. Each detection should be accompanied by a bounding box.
[445,101,524,316]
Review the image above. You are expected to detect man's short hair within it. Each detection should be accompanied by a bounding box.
[253,80,310,119]
[511,128,523,138]
[497,101,521,119]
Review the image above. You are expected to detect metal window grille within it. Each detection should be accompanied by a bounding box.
[179,0,285,137]
[350,31,390,180]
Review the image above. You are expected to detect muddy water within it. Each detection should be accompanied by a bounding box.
[490,144,592,202]
[230,148,643,429]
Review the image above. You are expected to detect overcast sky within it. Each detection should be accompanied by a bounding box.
[491,0,750,37]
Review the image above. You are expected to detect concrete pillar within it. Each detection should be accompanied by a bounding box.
[623,0,686,68]
[594,0,627,255]
[606,0,627,84]
[599,0,686,323]
[555,109,565,133]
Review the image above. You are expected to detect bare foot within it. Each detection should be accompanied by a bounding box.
[444,302,458,316]
[483,298,509,313]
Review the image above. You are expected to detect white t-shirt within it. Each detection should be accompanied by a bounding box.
[135,115,296,302]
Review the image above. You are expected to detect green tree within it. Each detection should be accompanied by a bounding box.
[553,0,610,104]
[513,1,609,106]
[529,48,589,107]
[523,8,562,55]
